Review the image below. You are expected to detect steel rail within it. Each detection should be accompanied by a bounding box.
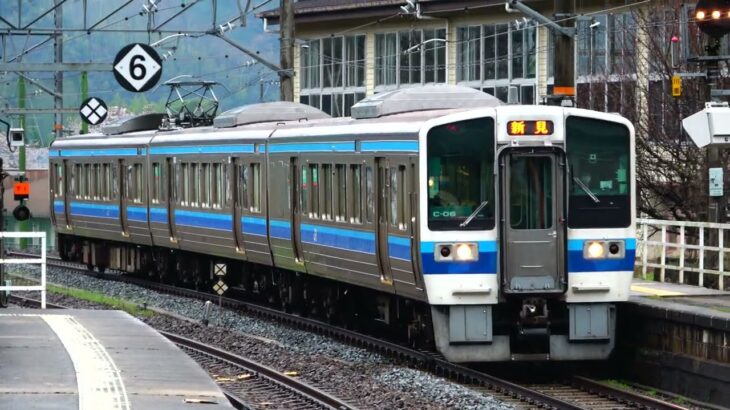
[10,252,690,410]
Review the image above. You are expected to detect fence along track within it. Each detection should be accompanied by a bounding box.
[10,252,691,410]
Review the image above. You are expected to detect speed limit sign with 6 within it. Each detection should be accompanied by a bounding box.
[113,43,163,93]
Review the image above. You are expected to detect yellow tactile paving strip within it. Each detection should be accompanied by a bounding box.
[630,284,684,297]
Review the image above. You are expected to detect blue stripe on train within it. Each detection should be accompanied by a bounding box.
[243,216,267,236]
[53,200,64,214]
[150,207,167,223]
[49,148,143,157]
[174,209,232,231]
[567,238,636,272]
[127,206,148,223]
[269,219,291,239]
[70,202,119,219]
[268,142,356,153]
[150,144,254,155]
[388,235,411,260]
[421,241,497,275]
[361,140,418,152]
[301,223,375,254]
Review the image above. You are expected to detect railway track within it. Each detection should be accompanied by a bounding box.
[8,251,691,410]
[7,294,353,410]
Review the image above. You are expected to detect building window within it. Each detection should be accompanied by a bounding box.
[457,22,536,104]
[376,28,446,88]
[301,34,366,117]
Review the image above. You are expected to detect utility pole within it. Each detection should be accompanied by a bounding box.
[81,71,88,134]
[279,0,294,102]
[54,0,64,140]
[553,0,575,100]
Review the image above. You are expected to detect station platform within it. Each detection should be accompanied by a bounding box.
[628,278,730,330]
[0,309,234,409]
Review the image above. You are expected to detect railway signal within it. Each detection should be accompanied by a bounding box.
[694,0,730,38]
[12,176,30,221]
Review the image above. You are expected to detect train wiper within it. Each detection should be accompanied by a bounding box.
[460,201,489,228]
[572,177,600,203]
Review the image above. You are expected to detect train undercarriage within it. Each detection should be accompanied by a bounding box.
[58,233,617,361]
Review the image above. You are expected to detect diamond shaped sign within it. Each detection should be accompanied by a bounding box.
[113,43,163,93]
[213,280,228,295]
[79,97,108,125]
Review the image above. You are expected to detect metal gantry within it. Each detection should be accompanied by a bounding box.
[0,0,286,141]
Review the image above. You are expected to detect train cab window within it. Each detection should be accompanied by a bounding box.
[309,164,319,218]
[365,166,374,223]
[427,117,496,231]
[322,164,333,220]
[566,116,631,228]
[251,163,261,213]
[336,164,347,222]
[350,164,362,224]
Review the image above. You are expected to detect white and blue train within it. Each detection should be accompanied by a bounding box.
[50,85,635,361]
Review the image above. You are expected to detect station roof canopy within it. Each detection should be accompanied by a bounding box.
[258,0,539,24]
[351,84,501,119]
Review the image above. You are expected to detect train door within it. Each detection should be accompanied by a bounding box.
[63,159,73,228]
[231,158,245,253]
[291,157,304,263]
[375,157,393,285]
[166,157,177,242]
[500,149,565,293]
[119,159,129,237]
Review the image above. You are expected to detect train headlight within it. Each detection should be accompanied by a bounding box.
[454,243,478,262]
[584,241,606,259]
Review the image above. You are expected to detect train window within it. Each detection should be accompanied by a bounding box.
[251,163,261,213]
[365,166,374,223]
[54,164,64,198]
[336,164,347,222]
[399,165,407,230]
[217,163,225,208]
[201,163,210,208]
[191,163,199,207]
[350,164,361,224]
[509,156,553,230]
[89,164,96,200]
[389,167,398,228]
[322,164,332,220]
[240,164,249,210]
[566,116,631,228]
[84,164,91,199]
[427,117,495,231]
[309,164,319,218]
[214,163,223,209]
[134,164,144,204]
[301,166,309,216]
[151,163,161,204]
[180,164,190,206]
[104,164,111,200]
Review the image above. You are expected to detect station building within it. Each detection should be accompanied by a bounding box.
[259,0,715,123]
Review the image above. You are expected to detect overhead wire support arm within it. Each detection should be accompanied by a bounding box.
[505,0,575,37]
[86,0,134,31]
[21,0,69,30]
[213,33,291,77]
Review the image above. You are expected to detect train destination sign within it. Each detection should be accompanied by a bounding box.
[507,120,554,136]
[113,43,163,93]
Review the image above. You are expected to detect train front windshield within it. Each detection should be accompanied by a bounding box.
[427,118,495,231]
[566,116,631,228]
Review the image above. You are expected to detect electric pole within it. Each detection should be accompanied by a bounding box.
[54,0,64,140]
[553,0,576,100]
[280,0,295,102]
